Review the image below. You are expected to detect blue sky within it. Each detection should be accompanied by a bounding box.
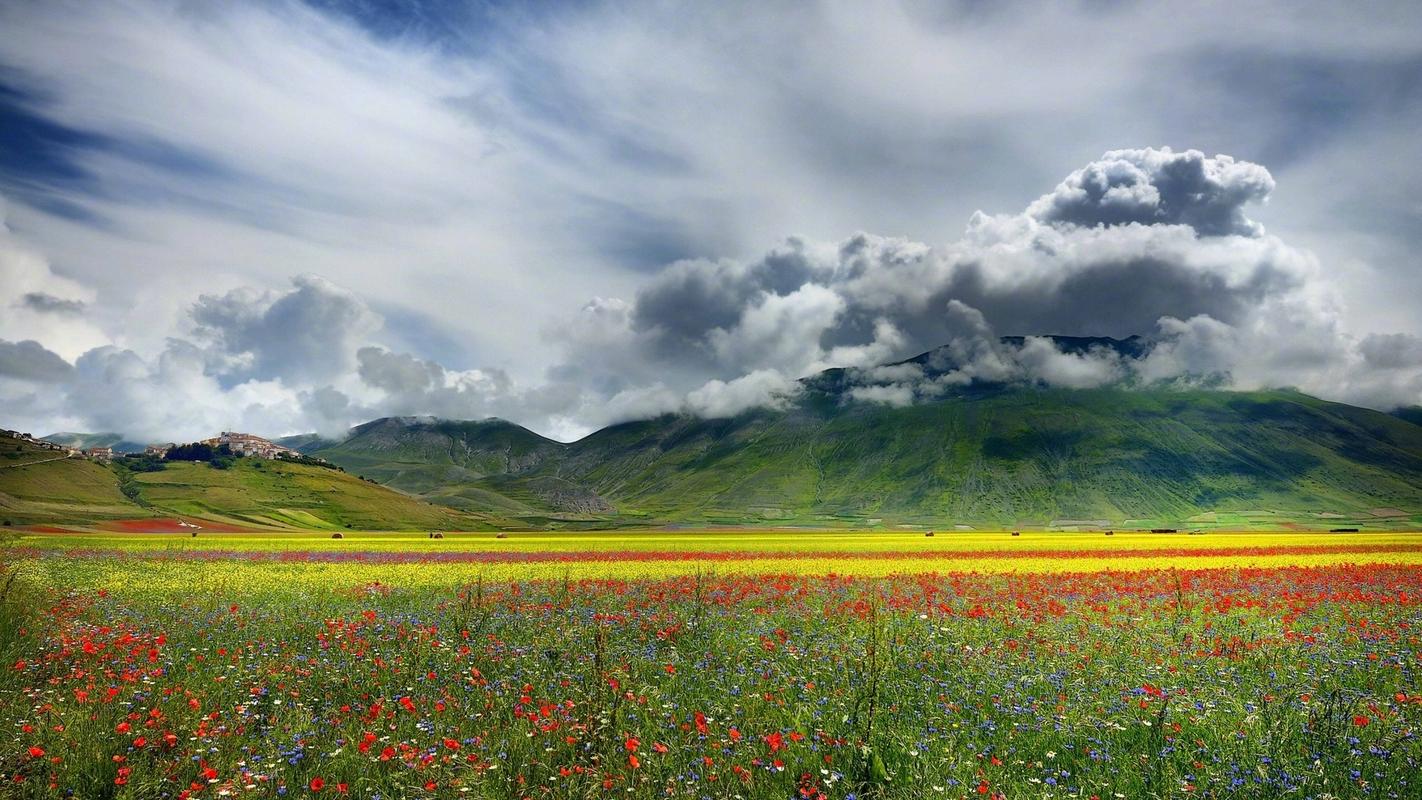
[1,0,1420,441]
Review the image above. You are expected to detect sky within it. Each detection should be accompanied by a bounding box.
[1,0,1420,442]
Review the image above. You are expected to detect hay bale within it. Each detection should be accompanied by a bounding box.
[330,532,344,539]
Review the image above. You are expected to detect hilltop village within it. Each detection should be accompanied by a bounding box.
[0,429,310,464]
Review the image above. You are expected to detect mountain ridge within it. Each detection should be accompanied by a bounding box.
[15,335,1422,530]
[301,387,1422,529]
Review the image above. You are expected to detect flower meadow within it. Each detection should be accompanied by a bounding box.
[2,532,1421,799]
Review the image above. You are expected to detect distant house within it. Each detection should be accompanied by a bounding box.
[145,443,174,457]
[85,446,114,462]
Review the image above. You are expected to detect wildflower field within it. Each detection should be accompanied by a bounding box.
[2,530,1421,799]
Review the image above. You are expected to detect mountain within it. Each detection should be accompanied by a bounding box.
[304,417,582,519]
[11,336,1422,530]
[296,338,1422,529]
[542,388,1422,527]
[273,432,338,453]
[1394,407,1422,428]
[0,430,505,530]
[42,432,148,454]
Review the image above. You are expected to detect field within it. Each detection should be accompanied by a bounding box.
[2,530,1421,798]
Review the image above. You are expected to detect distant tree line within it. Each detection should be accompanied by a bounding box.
[164,442,236,469]
[118,454,167,473]
[277,452,344,471]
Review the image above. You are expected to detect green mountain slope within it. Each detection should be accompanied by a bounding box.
[551,388,1422,526]
[306,361,1422,528]
[1394,407,1422,428]
[306,417,581,516]
[0,432,502,530]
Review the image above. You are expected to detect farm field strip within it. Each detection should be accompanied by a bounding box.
[5,531,1421,589]
[16,528,1422,553]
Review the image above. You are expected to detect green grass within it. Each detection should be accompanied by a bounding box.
[0,436,145,524]
[127,459,492,530]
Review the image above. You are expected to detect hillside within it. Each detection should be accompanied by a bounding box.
[123,459,491,530]
[1,433,146,524]
[551,388,1422,528]
[1395,407,1422,428]
[304,417,578,517]
[0,431,501,530]
[301,340,1422,529]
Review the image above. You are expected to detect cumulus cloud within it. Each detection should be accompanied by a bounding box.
[536,147,1422,417]
[190,275,380,383]
[3,145,1422,442]
[586,149,1305,399]
[354,346,520,420]
[1014,337,1126,389]
[539,147,1347,413]
[62,343,307,442]
[0,339,73,383]
[685,370,798,418]
[849,383,917,408]
[1026,148,1276,237]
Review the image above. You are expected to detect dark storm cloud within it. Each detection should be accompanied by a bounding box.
[611,149,1301,384]
[629,240,823,361]
[20,291,85,314]
[0,338,73,382]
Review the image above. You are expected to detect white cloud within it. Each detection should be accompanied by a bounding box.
[0,205,107,360]
[849,383,916,408]
[191,275,381,383]
[686,370,797,418]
